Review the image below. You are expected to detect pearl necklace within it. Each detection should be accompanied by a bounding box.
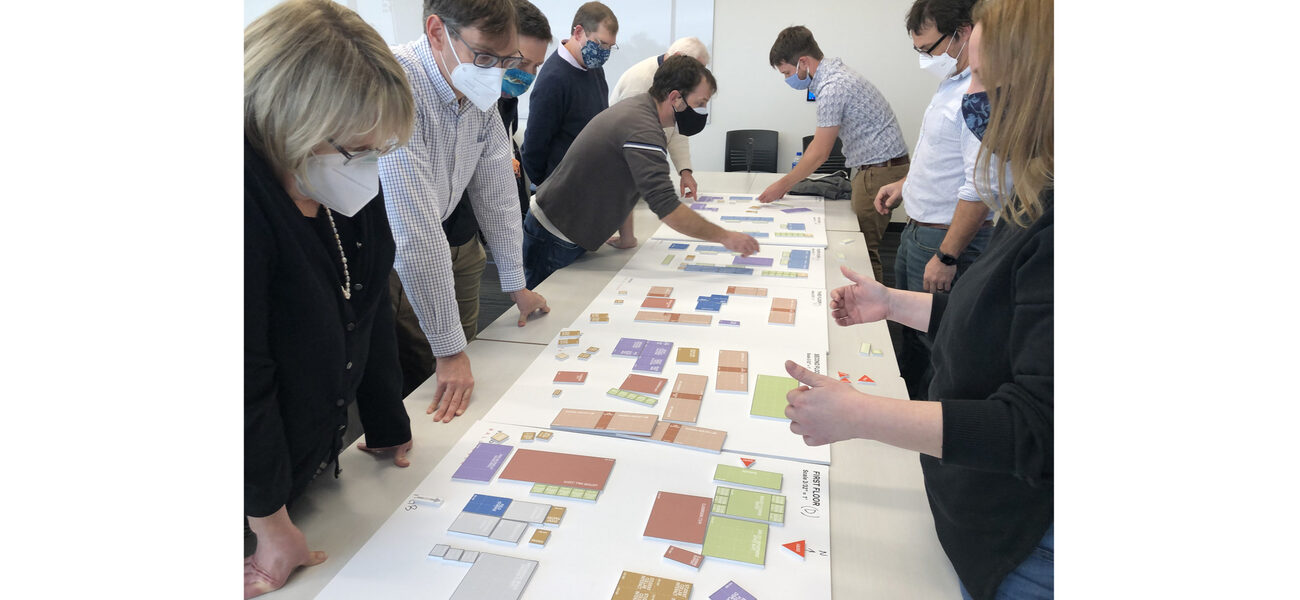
[323,207,352,300]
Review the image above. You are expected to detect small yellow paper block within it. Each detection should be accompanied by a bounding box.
[617,290,628,295]
[587,346,600,353]
[537,431,554,441]
[521,431,536,442]
[552,389,562,398]
[559,337,580,346]
[555,352,569,360]
[529,528,551,546]
[490,432,509,443]
[544,505,566,525]
[870,348,884,357]
[560,330,581,337]
[614,299,625,304]
[578,352,592,360]
[590,313,610,322]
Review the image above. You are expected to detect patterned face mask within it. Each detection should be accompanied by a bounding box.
[501,68,535,98]
[961,90,990,141]
[580,39,611,69]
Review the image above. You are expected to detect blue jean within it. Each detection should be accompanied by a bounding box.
[893,221,991,293]
[960,524,1054,600]
[894,221,992,399]
[522,211,586,289]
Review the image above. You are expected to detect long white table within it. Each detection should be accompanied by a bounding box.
[263,172,958,599]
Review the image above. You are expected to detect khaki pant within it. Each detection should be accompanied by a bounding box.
[850,161,911,282]
[389,236,486,397]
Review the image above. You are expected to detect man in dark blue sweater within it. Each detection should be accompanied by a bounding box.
[520,1,618,185]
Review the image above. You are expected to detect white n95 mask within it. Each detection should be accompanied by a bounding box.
[443,26,504,111]
[295,153,380,217]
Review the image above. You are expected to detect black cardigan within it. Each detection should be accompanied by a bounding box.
[923,191,1054,599]
[244,140,411,518]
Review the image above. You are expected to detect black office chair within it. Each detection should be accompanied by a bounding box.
[801,135,848,175]
[724,129,779,173]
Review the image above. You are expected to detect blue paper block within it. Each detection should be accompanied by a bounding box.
[668,243,689,250]
[463,494,512,516]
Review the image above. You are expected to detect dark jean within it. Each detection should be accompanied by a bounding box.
[522,211,586,290]
[960,524,1054,600]
[894,220,992,400]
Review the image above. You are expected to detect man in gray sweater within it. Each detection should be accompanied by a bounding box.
[522,55,759,288]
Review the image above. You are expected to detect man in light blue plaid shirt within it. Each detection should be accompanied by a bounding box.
[380,0,550,423]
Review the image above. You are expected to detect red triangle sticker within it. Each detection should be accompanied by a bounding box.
[740,458,756,468]
[857,374,875,384]
[783,540,806,558]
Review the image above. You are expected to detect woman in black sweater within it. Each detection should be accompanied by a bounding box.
[244,1,417,597]
[782,0,1053,598]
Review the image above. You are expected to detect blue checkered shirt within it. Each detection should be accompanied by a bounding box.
[379,37,525,357]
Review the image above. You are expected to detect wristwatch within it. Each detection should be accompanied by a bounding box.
[935,251,958,266]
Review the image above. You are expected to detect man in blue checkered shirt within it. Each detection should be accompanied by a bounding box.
[380,0,550,423]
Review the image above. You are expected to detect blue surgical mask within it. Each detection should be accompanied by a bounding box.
[961,90,990,141]
[501,68,535,98]
[784,61,812,90]
[580,39,611,69]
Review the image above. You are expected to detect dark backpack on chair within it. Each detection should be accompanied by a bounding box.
[787,171,852,200]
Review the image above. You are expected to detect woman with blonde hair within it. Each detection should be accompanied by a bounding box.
[782,0,1054,597]
[244,1,417,597]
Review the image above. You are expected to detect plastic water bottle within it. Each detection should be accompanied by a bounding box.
[792,151,803,170]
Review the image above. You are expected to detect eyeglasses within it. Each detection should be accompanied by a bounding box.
[580,27,618,51]
[450,27,524,69]
[589,37,618,52]
[914,32,950,55]
[328,138,397,164]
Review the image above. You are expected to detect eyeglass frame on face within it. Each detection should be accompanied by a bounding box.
[328,138,397,165]
[577,25,618,51]
[913,31,951,55]
[445,23,525,70]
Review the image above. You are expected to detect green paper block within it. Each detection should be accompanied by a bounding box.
[531,482,545,493]
[544,485,560,495]
[701,515,768,566]
[583,489,599,500]
[750,374,799,420]
[661,255,674,265]
[714,464,783,491]
[712,486,786,524]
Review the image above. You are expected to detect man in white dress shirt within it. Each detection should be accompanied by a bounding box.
[873,0,993,399]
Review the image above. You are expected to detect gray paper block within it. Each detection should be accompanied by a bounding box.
[500,501,551,524]
[449,511,501,537]
[460,550,480,563]
[443,548,463,561]
[489,519,528,543]
[429,544,450,558]
[449,553,539,600]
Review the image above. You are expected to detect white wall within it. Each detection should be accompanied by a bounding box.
[693,0,938,178]
[515,0,713,121]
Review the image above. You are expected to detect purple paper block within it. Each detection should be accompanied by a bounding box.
[451,442,513,482]
[613,337,648,357]
[781,207,812,213]
[733,256,775,267]
[710,581,756,600]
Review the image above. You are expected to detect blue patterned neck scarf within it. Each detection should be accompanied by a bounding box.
[961,90,990,141]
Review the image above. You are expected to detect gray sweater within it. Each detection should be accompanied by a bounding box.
[535,93,682,251]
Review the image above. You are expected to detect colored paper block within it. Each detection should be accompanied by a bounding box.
[714,464,783,491]
[750,374,799,420]
[701,515,768,566]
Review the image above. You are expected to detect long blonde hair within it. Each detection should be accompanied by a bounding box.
[244,0,415,181]
[973,0,1053,227]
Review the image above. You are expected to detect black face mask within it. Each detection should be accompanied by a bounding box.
[673,91,708,137]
